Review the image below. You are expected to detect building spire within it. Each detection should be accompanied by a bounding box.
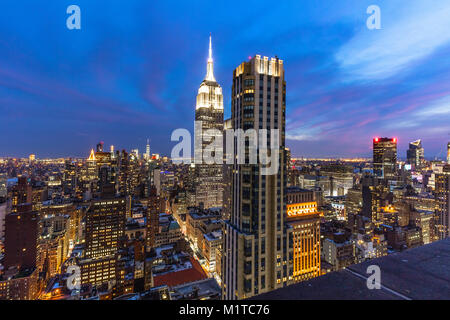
[205,33,216,82]
[88,149,96,161]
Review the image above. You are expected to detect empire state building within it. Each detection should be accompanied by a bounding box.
[194,35,224,209]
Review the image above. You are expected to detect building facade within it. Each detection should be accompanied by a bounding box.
[285,187,321,282]
[373,137,397,180]
[223,55,292,299]
[194,36,224,209]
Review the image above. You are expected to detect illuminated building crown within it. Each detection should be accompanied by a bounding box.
[196,34,223,110]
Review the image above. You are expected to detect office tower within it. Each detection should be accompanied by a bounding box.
[361,175,390,223]
[145,139,151,160]
[85,193,126,259]
[82,149,98,188]
[0,201,6,240]
[63,159,77,195]
[194,35,224,209]
[4,177,38,270]
[345,185,363,217]
[285,187,321,282]
[435,165,450,239]
[447,142,450,164]
[96,142,104,152]
[0,173,7,199]
[95,142,113,167]
[285,147,292,186]
[146,186,162,250]
[222,118,233,220]
[406,139,424,169]
[373,137,397,179]
[9,176,32,213]
[118,150,130,196]
[223,55,291,299]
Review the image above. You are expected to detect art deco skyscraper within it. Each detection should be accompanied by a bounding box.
[373,137,397,179]
[194,35,224,209]
[223,55,292,299]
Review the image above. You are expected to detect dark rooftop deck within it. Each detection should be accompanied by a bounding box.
[252,238,450,300]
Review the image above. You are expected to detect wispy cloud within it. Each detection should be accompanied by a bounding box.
[336,1,450,81]
[414,96,450,117]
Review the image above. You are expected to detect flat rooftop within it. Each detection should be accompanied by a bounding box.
[252,238,450,300]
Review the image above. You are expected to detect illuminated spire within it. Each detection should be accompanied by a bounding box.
[205,34,216,82]
[88,149,96,161]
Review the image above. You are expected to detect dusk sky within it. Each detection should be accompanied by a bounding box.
[1,0,450,159]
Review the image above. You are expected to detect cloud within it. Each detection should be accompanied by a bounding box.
[336,1,450,81]
[286,134,318,142]
[414,96,450,117]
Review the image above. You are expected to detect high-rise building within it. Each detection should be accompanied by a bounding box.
[194,35,224,209]
[145,139,151,161]
[223,55,291,299]
[435,165,450,240]
[63,159,77,195]
[81,149,98,197]
[146,186,162,250]
[285,187,321,282]
[222,118,233,221]
[407,139,424,169]
[373,137,397,179]
[9,176,32,213]
[4,203,38,271]
[85,194,126,260]
[361,175,390,223]
[4,178,38,271]
[0,173,7,199]
[447,142,450,164]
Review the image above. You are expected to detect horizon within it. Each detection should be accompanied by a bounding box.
[1,0,450,158]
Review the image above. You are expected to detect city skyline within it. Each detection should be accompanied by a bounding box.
[1,0,450,304]
[1,1,450,159]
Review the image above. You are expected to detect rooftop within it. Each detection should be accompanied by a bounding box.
[252,239,450,300]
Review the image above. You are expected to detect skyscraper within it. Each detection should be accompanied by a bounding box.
[194,35,224,209]
[0,173,7,199]
[63,159,77,195]
[373,137,397,179]
[9,176,32,213]
[223,55,292,299]
[4,178,38,271]
[85,194,126,260]
[145,138,151,161]
[146,186,162,250]
[285,187,321,282]
[447,142,450,164]
[435,165,450,240]
[406,139,424,169]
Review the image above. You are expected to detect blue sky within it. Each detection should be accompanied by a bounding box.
[1,0,449,158]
